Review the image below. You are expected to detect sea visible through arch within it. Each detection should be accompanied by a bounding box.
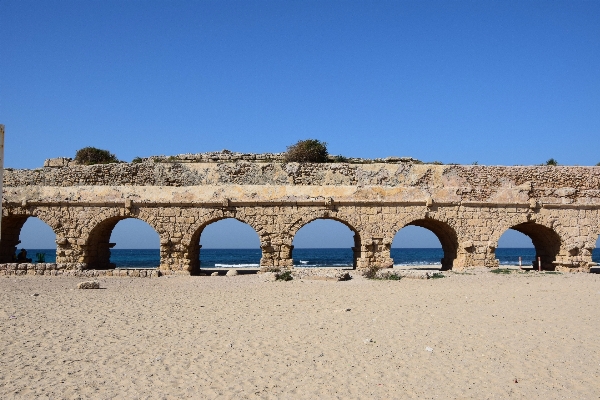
[21,248,600,269]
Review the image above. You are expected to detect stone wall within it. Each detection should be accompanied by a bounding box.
[3,157,600,274]
[6,161,600,204]
[0,263,161,277]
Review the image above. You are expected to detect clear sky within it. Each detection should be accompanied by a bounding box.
[3,1,599,249]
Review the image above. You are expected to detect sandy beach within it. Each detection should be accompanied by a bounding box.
[1,269,599,399]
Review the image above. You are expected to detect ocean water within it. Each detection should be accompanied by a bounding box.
[21,248,600,268]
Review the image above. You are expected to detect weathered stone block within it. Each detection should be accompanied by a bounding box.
[77,281,100,289]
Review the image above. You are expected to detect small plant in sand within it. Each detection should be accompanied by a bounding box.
[75,147,120,165]
[361,265,380,279]
[35,253,46,263]
[490,268,512,274]
[429,273,445,279]
[284,139,329,163]
[276,270,293,281]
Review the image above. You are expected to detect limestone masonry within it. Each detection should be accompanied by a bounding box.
[3,152,600,274]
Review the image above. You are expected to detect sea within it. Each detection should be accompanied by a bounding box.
[23,248,600,269]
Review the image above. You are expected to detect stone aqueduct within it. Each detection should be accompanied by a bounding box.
[2,153,600,274]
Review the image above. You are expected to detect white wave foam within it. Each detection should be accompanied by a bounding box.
[213,263,260,268]
[394,262,442,266]
[294,263,352,267]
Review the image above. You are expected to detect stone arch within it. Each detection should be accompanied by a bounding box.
[0,208,62,263]
[391,217,459,271]
[83,210,162,269]
[187,214,262,274]
[493,222,562,270]
[290,215,361,269]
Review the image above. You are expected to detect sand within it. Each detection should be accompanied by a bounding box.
[1,269,599,399]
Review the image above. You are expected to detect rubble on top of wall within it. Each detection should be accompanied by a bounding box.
[140,153,421,165]
[43,152,422,167]
[43,157,74,168]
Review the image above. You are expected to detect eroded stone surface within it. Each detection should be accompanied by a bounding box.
[77,281,100,289]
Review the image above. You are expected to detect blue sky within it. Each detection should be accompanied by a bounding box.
[3,1,599,249]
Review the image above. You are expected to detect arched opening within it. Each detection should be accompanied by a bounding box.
[495,222,561,270]
[0,216,57,263]
[391,219,458,270]
[85,217,159,269]
[189,218,261,274]
[292,219,358,268]
[495,228,535,267]
[392,225,444,269]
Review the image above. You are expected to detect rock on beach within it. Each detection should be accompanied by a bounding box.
[77,281,100,289]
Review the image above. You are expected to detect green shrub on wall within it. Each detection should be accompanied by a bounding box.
[75,147,120,165]
[284,139,329,163]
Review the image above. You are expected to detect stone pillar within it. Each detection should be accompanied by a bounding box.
[356,236,393,270]
[75,236,114,270]
[553,242,596,272]
[0,219,22,263]
[482,242,500,269]
[54,234,86,270]
[452,240,474,271]
[259,234,294,271]
[159,234,193,275]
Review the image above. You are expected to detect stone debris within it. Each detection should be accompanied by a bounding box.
[225,269,239,277]
[375,269,443,280]
[291,268,351,281]
[210,272,219,276]
[77,281,100,289]
[42,152,419,166]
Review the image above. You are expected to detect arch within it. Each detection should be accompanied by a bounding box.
[391,225,444,268]
[291,217,360,268]
[0,214,59,263]
[391,218,459,270]
[497,229,535,248]
[188,216,261,274]
[495,229,535,267]
[495,222,562,270]
[84,216,160,269]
